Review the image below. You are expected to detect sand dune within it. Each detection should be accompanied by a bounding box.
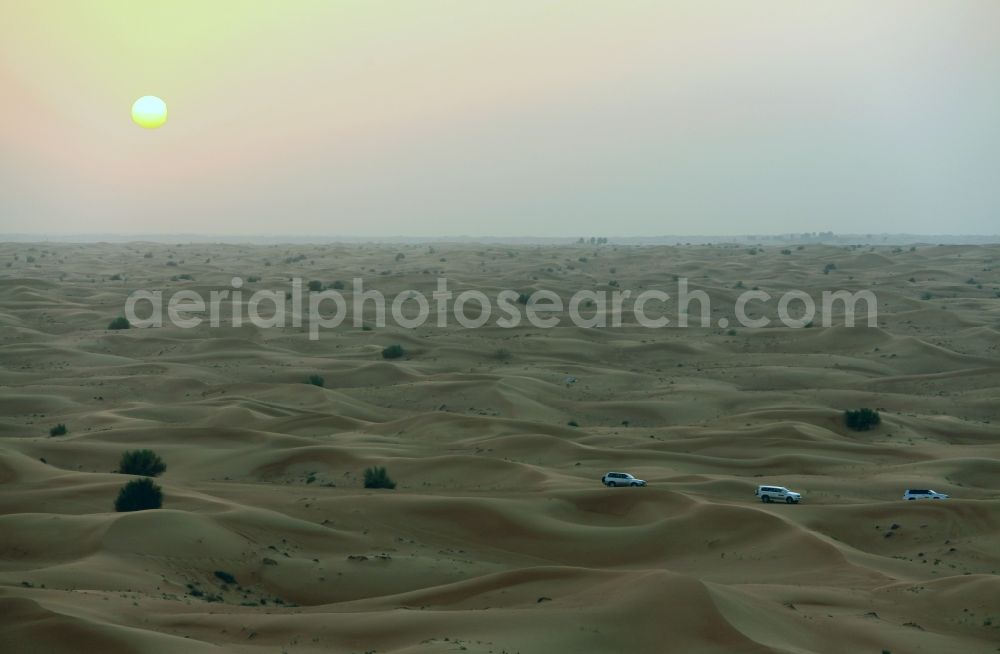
[1,241,998,652]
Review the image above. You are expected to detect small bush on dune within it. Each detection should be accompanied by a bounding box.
[114,477,163,512]
[845,408,881,431]
[382,344,405,359]
[108,316,131,330]
[49,423,67,437]
[363,466,396,489]
[214,570,237,585]
[118,449,167,477]
[494,348,512,361]
[307,374,325,387]
[307,280,324,292]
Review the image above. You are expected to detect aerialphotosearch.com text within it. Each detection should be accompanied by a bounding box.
[124,277,878,340]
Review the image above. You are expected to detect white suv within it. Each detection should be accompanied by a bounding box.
[903,489,948,501]
[755,485,801,504]
[602,472,646,487]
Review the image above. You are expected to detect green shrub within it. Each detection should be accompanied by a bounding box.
[49,423,67,437]
[214,570,237,585]
[118,449,166,477]
[363,466,396,489]
[247,275,261,283]
[382,344,405,359]
[307,280,323,292]
[114,478,163,512]
[109,273,123,281]
[330,280,346,290]
[108,316,131,330]
[307,374,325,387]
[494,348,512,361]
[845,408,881,431]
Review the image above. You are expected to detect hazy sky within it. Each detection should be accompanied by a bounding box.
[2,1,999,236]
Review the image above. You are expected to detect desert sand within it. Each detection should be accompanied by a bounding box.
[0,241,998,653]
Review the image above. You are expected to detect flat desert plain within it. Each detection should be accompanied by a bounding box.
[0,241,998,654]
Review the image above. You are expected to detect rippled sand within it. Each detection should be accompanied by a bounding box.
[1,241,998,653]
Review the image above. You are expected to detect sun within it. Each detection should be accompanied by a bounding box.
[131,96,167,129]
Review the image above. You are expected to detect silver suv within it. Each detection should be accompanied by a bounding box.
[602,472,646,487]
[903,489,948,500]
[755,485,801,504]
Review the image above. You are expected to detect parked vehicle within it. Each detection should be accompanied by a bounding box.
[755,485,801,504]
[903,489,948,500]
[602,472,646,487]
